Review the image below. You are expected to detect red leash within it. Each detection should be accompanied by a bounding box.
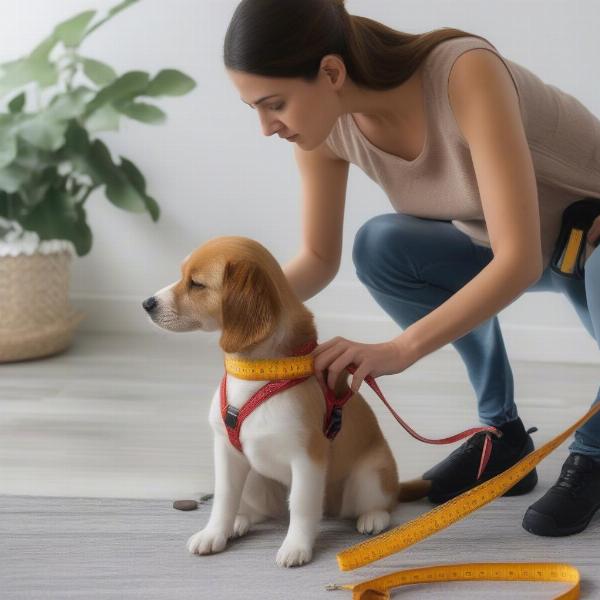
[302,340,502,480]
[346,366,501,479]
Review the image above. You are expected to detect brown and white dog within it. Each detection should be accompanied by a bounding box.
[143,235,428,567]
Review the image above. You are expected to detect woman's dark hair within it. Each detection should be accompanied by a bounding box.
[224,0,492,90]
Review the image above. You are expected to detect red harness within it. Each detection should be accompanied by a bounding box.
[220,340,348,453]
[220,339,501,480]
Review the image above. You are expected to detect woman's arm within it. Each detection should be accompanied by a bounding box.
[282,250,339,303]
[398,48,543,363]
[283,140,350,302]
[399,256,539,363]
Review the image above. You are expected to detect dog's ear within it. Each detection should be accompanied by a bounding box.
[220,259,282,354]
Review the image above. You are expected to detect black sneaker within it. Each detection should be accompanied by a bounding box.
[522,452,600,536]
[422,416,539,504]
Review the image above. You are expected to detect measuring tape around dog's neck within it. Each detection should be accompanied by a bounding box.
[327,402,600,599]
[224,353,315,380]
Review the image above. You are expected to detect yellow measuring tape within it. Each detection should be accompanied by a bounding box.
[224,354,314,380]
[328,402,600,599]
[326,562,580,599]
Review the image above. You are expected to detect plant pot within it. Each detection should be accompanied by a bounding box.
[0,249,85,363]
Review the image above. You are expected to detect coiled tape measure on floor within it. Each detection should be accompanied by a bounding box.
[326,401,600,600]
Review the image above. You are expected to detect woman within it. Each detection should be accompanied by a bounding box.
[224,0,600,536]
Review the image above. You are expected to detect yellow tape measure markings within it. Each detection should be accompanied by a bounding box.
[329,402,600,598]
[224,355,314,380]
[327,562,580,599]
[337,402,600,570]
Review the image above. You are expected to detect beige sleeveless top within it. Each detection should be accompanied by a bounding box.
[325,36,600,269]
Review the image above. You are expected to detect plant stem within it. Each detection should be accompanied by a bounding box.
[78,185,99,207]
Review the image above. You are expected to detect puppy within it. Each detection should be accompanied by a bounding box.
[143,235,428,567]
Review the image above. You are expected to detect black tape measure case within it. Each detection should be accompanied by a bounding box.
[551,198,600,279]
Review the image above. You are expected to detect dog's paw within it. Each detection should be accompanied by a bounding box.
[275,535,313,568]
[187,527,228,555]
[356,510,391,535]
[232,514,251,538]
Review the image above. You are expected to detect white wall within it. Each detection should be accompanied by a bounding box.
[1,0,599,364]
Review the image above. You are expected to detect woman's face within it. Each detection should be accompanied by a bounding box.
[227,58,344,151]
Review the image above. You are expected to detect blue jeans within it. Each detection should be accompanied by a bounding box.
[352,213,600,458]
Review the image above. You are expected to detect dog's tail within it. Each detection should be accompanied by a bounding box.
[397,478,431,502]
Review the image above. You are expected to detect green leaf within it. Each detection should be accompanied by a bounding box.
[120,156,160,221]
[27,35,60,89]
[20,167,56,207]
[29,35,58,63]
[0,59,34,97]
[20,187,93,256]
[0,163,30,193]
[143,194,160,221]
[17,113,68,151]
[54,11,96,48]
[0,35,59,97]
[81,57,117,86]
[12,137,59,173]
[0,129,17,168]
[82,0,140,40]
[28,61,59,90]
[145,69,196,97]
[115,100,166,124]
[119,156,145,191]
[0,58,58,97]
[0,191,26,221]
[8,92,26,113]
[84,103,121,132]
[106,175,147,213]
[88,139,146,213]
[47,87,95,120]
[84,71,150,116]
[62,123,104,185]
[64,121,90,155]
[106,0,139,18]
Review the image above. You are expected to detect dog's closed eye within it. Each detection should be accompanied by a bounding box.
[190,280,206,289]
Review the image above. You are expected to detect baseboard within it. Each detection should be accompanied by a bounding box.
[71,280,599,365]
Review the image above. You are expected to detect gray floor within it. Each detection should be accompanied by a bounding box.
[1,332,599,598]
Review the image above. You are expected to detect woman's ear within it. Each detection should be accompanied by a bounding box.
[220,260,282,354]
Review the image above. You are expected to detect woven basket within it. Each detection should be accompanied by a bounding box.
[0,250,84,363]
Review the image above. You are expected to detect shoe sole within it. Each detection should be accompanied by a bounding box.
[427,467,538,505]
[522,502,600,537]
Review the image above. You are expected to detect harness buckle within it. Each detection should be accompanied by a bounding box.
[225,405,239,429]
[325,406,343,439]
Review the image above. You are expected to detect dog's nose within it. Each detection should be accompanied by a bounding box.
[142,296,158,312]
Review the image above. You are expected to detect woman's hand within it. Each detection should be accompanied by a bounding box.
[310,335,418,393]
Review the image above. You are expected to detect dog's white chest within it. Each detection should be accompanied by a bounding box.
[208,376,311,486]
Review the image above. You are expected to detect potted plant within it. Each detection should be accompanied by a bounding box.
[0,0,196,362]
